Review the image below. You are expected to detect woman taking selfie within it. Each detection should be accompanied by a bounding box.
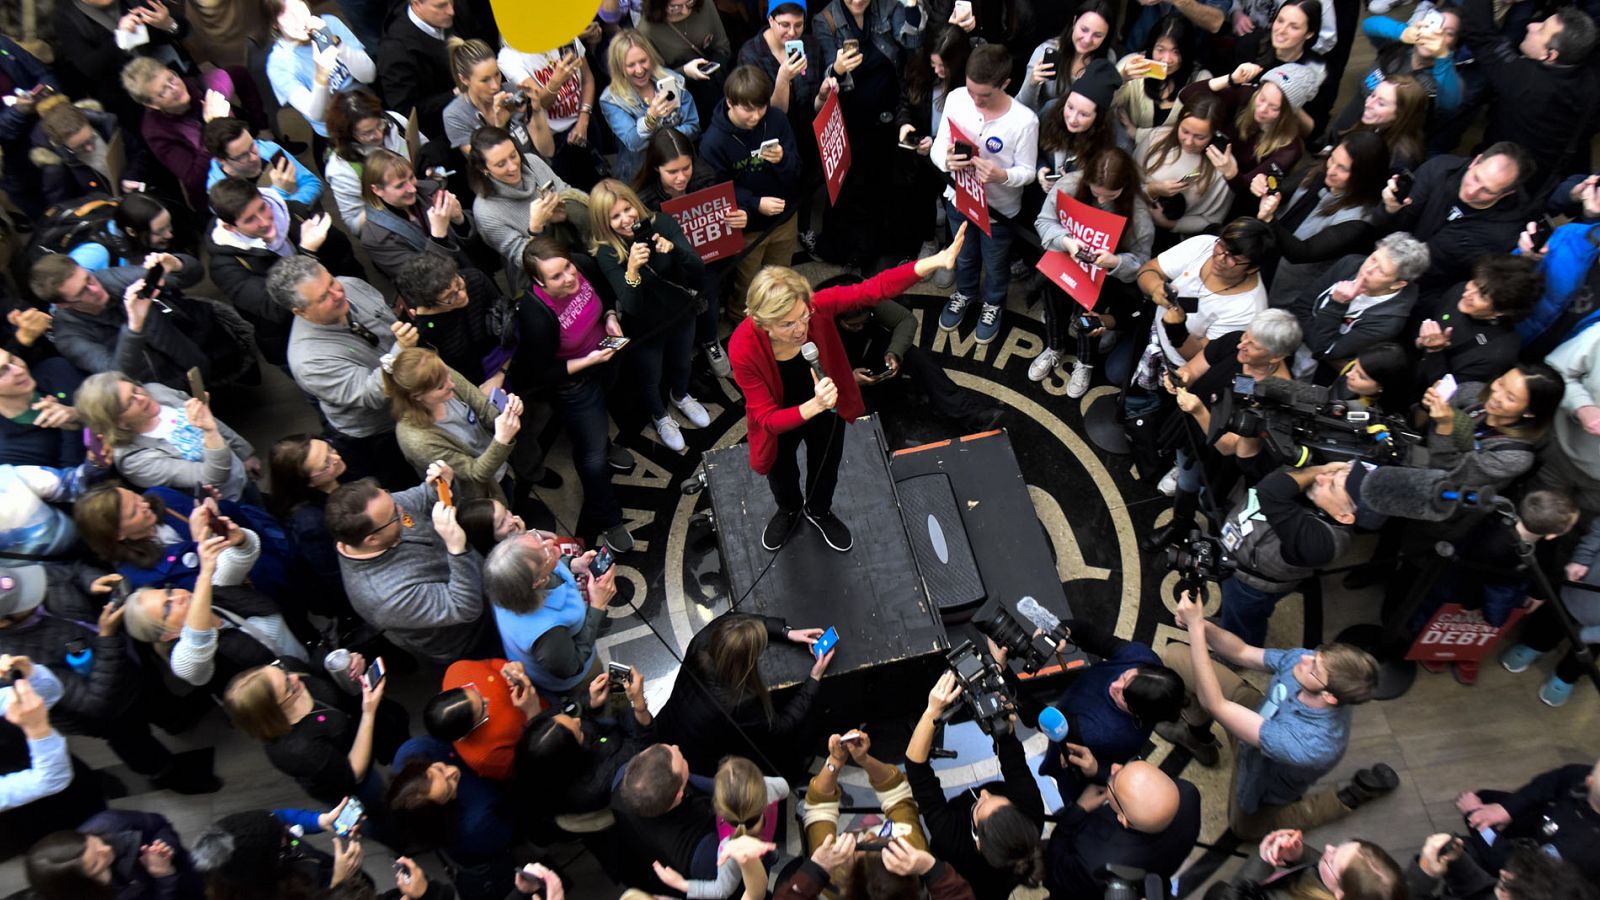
[263,0,375,142]
[1112,15,1210,140]
[382,347,523,504]
[468,125,572,290]
[1257,130,1386,304]
[1179,61,1314,206]
[1421,363,1563,493]
[441,38,554,158]
[1032,148,1153,397]
[1016,0,1116,113]
[358,150,478,284]
[1230,0,1330,131]
[599,31,701,183]
[1135,93,1232,241]
[590,178,713,454]
[1318,74,1426,171]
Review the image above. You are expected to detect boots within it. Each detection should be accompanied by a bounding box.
[1143,489,1201,552]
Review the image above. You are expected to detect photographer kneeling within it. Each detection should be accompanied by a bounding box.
[906,671,1045,899]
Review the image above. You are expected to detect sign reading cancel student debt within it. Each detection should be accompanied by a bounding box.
[945,121,991,236]
[661,182,744,263]
[812,90,850,204]
[1034,190,1126,310]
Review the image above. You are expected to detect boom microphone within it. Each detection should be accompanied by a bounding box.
[1356,466,1489,522]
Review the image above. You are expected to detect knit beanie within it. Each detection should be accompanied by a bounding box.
[1259,62,1325,111]
[1071,58,1123,112]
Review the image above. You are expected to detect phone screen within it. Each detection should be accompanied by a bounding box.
[364,658,385,690]
[332,797,365,835]
[812,626,839,659]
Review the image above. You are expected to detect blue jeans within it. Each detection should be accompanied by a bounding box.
[946,199,1015,307]
[557,370,624,530]
[1220,576,1286,647]
[629,313,696,419]
[1174,447,1204,493]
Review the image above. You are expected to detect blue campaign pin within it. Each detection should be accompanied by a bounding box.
[985,136,1004,153]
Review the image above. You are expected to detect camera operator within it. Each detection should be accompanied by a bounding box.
[1143,308,1301,552]
[905,671,1045,899]
[1204,461,1383,645]
[1409,834,1599,900]
[1036,618,1183,804]
[1160,592,1396,839]
[1452,756,1600,884]
[1044,758,1201,898]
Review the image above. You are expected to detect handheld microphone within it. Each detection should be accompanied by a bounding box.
[800,341,836,413]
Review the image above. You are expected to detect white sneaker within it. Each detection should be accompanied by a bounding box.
[1367,0,1397,13]
[673,394,711,428]
[1158,465,1179,497]
[1066,362,1093,398]
[654,415,686,452]
[1028,348,1063,382]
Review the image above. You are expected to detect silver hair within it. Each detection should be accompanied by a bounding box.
[483,536,552,615]
[1375,232,1430,283]
[1247,308,1302,359]
[264,256,328,313]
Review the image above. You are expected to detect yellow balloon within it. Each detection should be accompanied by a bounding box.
[492,0,602,52]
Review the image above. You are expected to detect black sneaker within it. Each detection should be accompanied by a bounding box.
[763,508,804,551]
[607,443,636,472]
[806,509,853,552]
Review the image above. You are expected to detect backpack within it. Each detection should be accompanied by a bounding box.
[26,193,130,266]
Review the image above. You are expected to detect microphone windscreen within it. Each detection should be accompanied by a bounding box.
[1358,465,1456,521]
[800,341,820,363]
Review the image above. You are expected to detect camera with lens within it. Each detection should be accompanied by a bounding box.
[1224,375,1425,468]
[1164,529,1234,599]
[976,605,1072,674]
[944,640,1016,736]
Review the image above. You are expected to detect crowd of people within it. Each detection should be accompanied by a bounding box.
[2,0,1600,896]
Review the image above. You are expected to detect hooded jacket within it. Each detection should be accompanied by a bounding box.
[698,100,802,234]
[1380,154,1530,295]
[28,103,149,207]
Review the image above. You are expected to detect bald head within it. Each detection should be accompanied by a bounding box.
[1113,761,1181,833]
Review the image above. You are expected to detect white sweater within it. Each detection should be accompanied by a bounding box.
[931,87,1039,219]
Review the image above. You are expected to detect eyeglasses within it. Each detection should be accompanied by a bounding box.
[269,659,302,705]
[354,119,392,143]
[1105,766,1124,815]
[364,506,411,538]
[1215,242,1249,264]
[1306,652,1328,691]
[121,385,149,413]
[225,143,262,165]
[775,307,813,332]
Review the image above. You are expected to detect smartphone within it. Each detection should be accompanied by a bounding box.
[897,127,919,150]
[1436,373,1459,401]
[109,577,131,611]
[437,478,453,508]
[953,140,975,160]
[332,797,365,836]
[591,545,615,576]
[1040,46,1060,71]
[1530,217,1555,252]
[1209,132,1231,154]
[632,216,655,243]
[598,335,631,351]
[1420,9,1445,31]
[138,262,164,299]
[1264,163,1284,196]
[428,166,457,179]
[1074,244,1098,266]
[1177,295,1200,314]
[1391,169,1415,201]
[812,625,839,659]
[1143,58,1169,80]
[784,39,806,61]
[520,865,546,898]
[537,179,556,198]
[84,427,106,462]
[759,138,780,153]
[0,667,23,687]
[1041,168,1064,185]
[488,388,510,412]
[309,28,337,51]
[1478,826,1497,847]
[840,730,865,745]
[842,38,860,54]
[654,76,676,102]
[701,61,721,75]
[395,861,410,880]
[1179,170,1200,185]
[186,366,206,401]
[1077,313,1100,330]
[953,0,973,19]
[364,657,386,690]
[607,660,631,692]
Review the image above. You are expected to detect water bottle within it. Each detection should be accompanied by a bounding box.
[1037,705,1070,742]
[1017,596,1061,634]
[64,642,93,677]
[323,648,360,694]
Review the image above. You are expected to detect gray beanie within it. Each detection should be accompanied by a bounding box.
[1259,62,1325,111]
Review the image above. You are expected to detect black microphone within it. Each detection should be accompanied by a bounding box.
[800,341,837,414]
[1357,466,1487,522]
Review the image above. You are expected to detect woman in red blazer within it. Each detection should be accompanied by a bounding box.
[729,224,967,553]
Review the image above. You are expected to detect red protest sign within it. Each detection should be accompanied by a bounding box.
[1404,602,1533,663]
[812,90,851,205]
[946,121,990,236]
[1033,190,1127,310]
[661,181,744,263]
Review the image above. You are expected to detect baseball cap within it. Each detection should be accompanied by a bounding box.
[0,566,48,618]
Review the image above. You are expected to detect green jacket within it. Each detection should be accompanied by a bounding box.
[394,371,514,505]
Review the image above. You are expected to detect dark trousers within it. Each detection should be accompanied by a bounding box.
[329,428,416,491]
[1522,604,1596,684]
[899,346,997,428]
[629,313,696,420]
[557,370,625,533]
[767,413,844,515]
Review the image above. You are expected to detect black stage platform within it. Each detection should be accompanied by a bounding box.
[702,417,1083,727]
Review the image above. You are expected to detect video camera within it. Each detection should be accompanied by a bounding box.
[1223,376,1426,468]
[944,641,1016,736]
[1164,529,1235,600]
[975,598,1074,674]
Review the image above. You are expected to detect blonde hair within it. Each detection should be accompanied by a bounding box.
[224,667,294,740]
[360,149,415,209]
[746,266,813,326]
[1236,81,1303,161]
[382,347,450,428]
[587,178,655,262]
[1316,643,1380,705]
[447,37,499,91]
[75,371,143,446]
[713,756,768,839]
[120,57,173,106]
[605,30,669,111]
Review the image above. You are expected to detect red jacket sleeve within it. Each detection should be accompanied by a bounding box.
[811,261,924,317]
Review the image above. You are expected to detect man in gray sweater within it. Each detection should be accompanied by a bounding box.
[327,461,486,664]
[266,256,418,487]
